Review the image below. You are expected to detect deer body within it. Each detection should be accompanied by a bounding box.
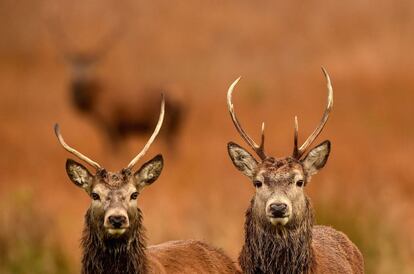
[48,21,184,148]
[55,97,238,274]
[226,69,364,274]
[67,54,184,148]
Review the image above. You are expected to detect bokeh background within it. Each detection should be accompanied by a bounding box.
[1,0,414,273]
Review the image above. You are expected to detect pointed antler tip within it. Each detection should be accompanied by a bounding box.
[321,66,328,75]
[127,94,165,169]
[54,123,60,136]
[231,76,242,87]
[53,123,102,169]
[227,77,242,108]
[296,68,333,158]
[227,76,267,160]
[321,67,331,82]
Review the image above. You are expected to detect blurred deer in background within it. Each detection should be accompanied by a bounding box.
[226,69,364,274]
[48,18,184,150]
[54,96,238,274]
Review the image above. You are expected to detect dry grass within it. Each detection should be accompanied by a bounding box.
[0,188,73,274]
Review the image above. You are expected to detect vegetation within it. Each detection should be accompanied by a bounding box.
[316,201,413,274]
[0,189,73,274]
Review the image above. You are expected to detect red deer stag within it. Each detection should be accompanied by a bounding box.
[54,96,238,274]
[49,20,184,149]
[226,69,364,274]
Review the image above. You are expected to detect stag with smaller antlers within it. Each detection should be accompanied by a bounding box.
[55,96,238,274]
[226,69,364,274]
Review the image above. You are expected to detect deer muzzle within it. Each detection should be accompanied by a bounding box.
[266,198,292,226]
[104,208,130,235]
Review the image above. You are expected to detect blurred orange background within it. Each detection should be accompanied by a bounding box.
[1,1,414,273]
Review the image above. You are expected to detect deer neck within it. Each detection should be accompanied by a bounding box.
[71,77,101,113]
[239,198,315,274]
[81,208,148,274]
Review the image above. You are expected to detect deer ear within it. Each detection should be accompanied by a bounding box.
[65,159,94,191]
[301,140,331,178]
[134,155,164,189]
[227,142,258,179]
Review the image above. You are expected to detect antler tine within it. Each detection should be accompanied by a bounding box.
[54,124,102,170]
[292,116,299,158]
[127,94,165,169]
[296,67,333,158]
[227,77,267,160]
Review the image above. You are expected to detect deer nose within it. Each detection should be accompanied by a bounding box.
[269,203,288,218]
[108,215,127,228]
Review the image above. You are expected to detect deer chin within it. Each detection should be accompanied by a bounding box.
[107,228,127,236]
[268,216,289,226]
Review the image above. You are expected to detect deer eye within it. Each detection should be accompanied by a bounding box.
[130,192,139,200]
[296,180,304,187]
[253,180,263,188]
[91,193,100,201]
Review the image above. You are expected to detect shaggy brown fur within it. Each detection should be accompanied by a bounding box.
[76,167,238,274]
[239,198,364,274]
[81,207,239,274]
[239,199,314,274]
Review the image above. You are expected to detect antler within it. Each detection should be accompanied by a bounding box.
[126,94,165,169]
[54,124,102,170]
[227,77,267,160]
[54,94,164,171]
[293,67,333,159]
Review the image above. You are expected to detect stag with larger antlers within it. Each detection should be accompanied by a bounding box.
[55,96,238,274]
[226,69,364,274]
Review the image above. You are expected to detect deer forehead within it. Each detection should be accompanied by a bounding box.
[257,161,304,182]
[94,171,134,187]
[93,178,136,196]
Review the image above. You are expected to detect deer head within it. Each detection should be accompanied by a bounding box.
[227,68,333,228]
[47,14,126,112]
[55,95,164,238]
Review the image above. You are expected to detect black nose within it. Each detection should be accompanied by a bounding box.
[269,203,288,218]
[108,215,127,228]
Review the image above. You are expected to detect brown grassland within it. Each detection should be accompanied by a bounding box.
[1,1,414,273]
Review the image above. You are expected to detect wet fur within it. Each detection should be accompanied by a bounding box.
[82,208,147,274]
[239,198,364,274]
[239,198,314,274]
[81,206,240,274]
